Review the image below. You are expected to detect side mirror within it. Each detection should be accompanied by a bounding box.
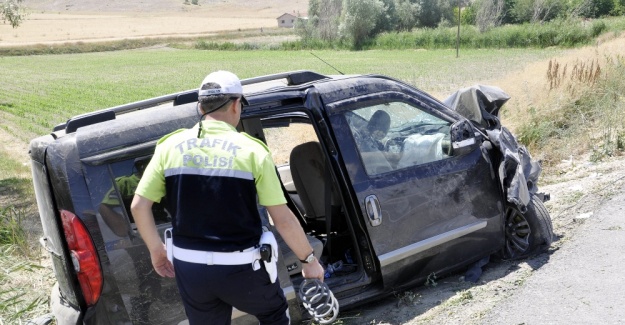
[449,120,476,156]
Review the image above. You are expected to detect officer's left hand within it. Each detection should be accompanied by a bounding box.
[151,244,175,278]
[302,259,324,282]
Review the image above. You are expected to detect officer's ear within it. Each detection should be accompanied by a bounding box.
[231,98,242,114]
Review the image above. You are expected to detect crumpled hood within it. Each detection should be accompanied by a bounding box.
[444,85,542,211]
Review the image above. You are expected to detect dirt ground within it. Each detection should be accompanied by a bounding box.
[3,2,625,324]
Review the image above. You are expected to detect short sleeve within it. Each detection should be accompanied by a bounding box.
[135,145,166,203]
[255,152,287,207]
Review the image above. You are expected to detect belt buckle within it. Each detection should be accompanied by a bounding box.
[206,252,214,265]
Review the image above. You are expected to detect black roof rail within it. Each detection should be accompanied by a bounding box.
[55,70,328,133]
[56,89,197,133]
[65,110,116,133]
[242,70,328,86]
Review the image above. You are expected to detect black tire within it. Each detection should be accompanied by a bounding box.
[502,194,553,260]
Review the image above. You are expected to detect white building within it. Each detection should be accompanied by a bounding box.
[276,13,298,28]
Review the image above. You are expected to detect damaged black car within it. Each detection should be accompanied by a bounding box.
[29,71,553,324]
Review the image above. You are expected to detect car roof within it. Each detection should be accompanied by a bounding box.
[45,70,453,162]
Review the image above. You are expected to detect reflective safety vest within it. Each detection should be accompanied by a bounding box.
[136,120,286,252]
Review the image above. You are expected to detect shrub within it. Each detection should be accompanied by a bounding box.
[591,20,608,37]
[0,207,27,249]
[517,56,625,165]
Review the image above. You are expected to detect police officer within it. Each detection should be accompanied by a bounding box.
[131,70,324,324]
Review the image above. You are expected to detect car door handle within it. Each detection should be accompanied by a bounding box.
[365,195,382,227]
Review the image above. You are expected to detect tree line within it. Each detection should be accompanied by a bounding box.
[297,0,625,48]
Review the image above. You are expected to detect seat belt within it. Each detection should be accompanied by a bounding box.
[324,159,332,257]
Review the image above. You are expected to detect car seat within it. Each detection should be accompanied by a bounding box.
[289,141,342,253]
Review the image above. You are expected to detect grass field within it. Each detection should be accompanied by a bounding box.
[0,48,560,145]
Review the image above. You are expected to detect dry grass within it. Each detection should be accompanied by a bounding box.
[0,0,308,46]
[547,58,602,90]
[493,33,625,169]
[265,123,318,165]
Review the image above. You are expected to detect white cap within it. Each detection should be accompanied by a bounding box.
[198,70,243,97]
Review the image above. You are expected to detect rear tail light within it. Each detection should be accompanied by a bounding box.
[60,210,103,306]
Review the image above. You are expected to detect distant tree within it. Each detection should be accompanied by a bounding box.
[476,0,505,31]
[509,0,533,22]
[395,0,420,30]
[586,0,615,17]
[612,0,625,15]
[461,1,478,25]
[501,0,517,24]
[295,14,317,41]
[510,0,562,23]
[306,0,343,41]
[339,0,386,48]
[1,0,24,28]
[309,0,320,15]
[413,0,454,28]
[373,0,397,34]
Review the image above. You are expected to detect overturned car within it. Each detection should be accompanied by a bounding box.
[29,71,553,324]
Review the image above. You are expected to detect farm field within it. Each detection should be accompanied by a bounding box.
[0,48,562,162]
[0,0,308,46]
[2,1,625,323]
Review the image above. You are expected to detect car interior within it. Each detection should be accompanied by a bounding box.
[256,114,363,289]
[110,111,364,294]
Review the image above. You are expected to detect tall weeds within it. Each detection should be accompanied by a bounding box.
[0,207,52,323]
[517,56,625,165]
[0,207,28,251]
[373,18,608,50]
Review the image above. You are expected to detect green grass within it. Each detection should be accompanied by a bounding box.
[0,204,52,324]
[0,206,27,248]
[0,174,44,323]
[0,245,51,324]
[0,48,560,145]
[288,16,625,50]
[0,148,30,180]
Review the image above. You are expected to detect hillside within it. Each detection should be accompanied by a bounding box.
[1,0,307,46]
[24,0,307,14]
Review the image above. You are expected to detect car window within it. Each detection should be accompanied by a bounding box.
[263,121,318,166]
[345,101,452,176]
[98,157,171,240]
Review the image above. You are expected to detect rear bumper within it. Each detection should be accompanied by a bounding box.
[50,282,81,325]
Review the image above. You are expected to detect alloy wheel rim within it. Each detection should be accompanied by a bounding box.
[504,207,531,258]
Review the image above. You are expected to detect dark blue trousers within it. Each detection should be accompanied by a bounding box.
[174,260,289,325]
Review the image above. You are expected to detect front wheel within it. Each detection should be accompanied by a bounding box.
[502,194,553,260]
